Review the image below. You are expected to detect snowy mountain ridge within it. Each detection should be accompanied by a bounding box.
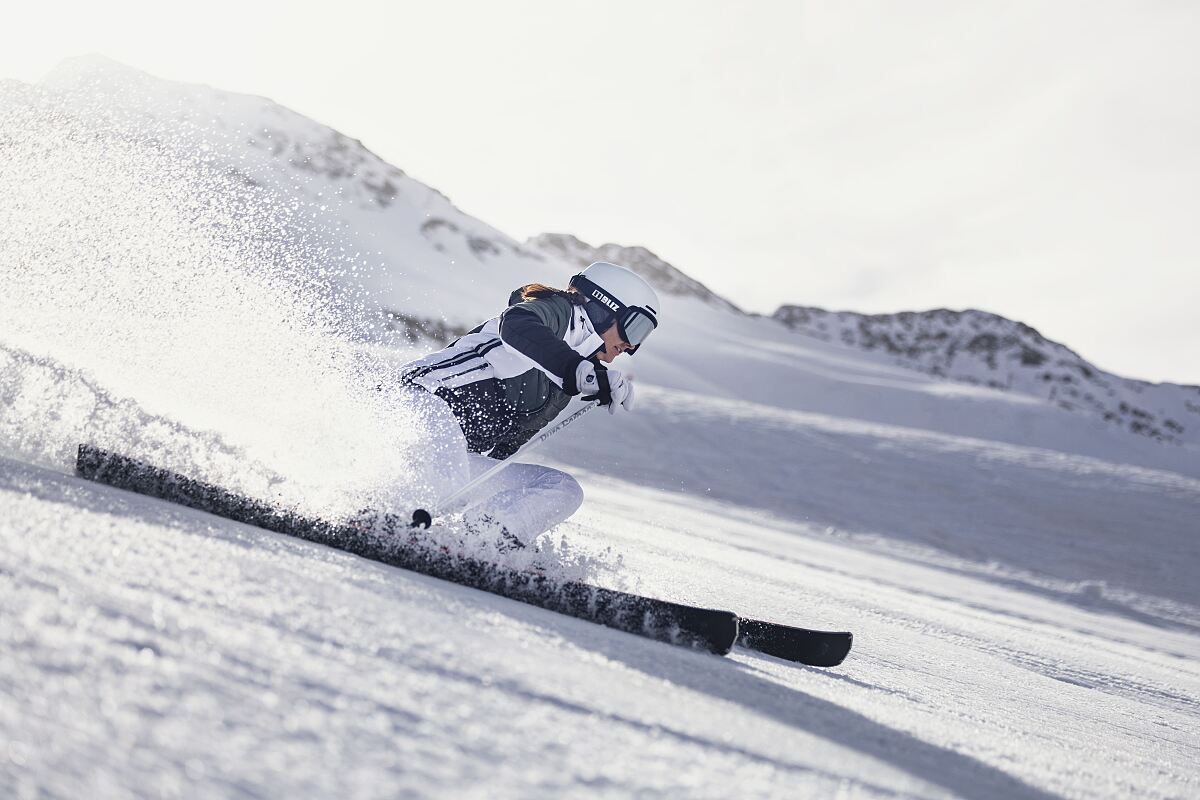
[526,232,745,314]
[37,55,545,300]
[775,305,1200,446]
[42,55,1197,454]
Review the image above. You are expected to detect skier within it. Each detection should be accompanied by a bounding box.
[397,261,660,551]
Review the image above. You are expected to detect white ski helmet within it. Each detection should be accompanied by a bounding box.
[569,262,660,354]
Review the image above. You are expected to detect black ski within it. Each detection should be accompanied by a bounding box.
[74,444,738,656]
[736,617,853,667]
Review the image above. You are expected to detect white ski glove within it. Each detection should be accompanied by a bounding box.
[577,362,634,415]
[607,372,635,414]
[574,360,601,397]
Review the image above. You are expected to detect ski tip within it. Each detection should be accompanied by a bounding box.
[735,618,854,668]
[410,509,433,529]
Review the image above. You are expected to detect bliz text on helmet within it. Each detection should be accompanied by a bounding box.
[590,289,620,312]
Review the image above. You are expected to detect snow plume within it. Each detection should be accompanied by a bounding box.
[0,343,275,485]
[0,70,434,516]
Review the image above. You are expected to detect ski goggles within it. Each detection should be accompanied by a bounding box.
[573,275,659,354]
[615,307,657,353]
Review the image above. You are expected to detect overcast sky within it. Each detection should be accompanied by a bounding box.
[4,1,1198,383]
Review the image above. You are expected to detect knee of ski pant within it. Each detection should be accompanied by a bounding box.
[546,468,584,517]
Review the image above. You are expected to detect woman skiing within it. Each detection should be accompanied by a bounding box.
[398,261,660,551]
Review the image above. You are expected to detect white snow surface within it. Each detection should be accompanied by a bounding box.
[1,57,1198,799]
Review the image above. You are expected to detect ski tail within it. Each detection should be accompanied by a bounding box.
[736,617,853,667]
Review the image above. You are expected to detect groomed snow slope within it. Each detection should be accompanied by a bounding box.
[2,58,1198,798]
[4,452,1198,799]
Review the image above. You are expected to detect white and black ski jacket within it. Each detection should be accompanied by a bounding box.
[401,294,604,458]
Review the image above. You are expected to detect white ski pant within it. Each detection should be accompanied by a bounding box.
[400,386,584,541]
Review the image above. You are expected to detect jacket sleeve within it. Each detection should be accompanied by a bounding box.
[498,298,588,394]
